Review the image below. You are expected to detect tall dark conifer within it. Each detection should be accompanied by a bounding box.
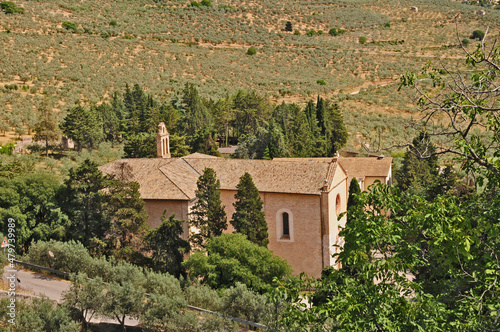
[189,168,227,248]
[231,172,269,247]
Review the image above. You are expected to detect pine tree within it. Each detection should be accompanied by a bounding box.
[57,159,110,251]
[347,177,362,211]
[325,102,348,155]
[292,108,314,157]
[106,179,149,259]
[231,172,269,247]
[145,210,190,278]
[34,100,60,157]
[189,168,227,248]
[60,106,103,151]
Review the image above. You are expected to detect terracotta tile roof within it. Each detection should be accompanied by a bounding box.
[159,159,200,199]
[339,157,392,179]
[183,158,332,195]
[182,152,218,159]
[99,158,191,200]
[101,154,340,199]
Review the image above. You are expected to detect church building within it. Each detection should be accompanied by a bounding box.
[101,123,391,277]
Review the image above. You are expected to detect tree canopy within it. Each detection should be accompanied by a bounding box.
[231,172,268,247]
[189,167,227,248]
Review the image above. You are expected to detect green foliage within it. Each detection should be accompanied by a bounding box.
[145,210,190,278]
[183,233,292,292]
[471,29,485,40]
[359,36,368,44]
[124,132,156,158]
[0,142,15,155]
[0,172,68,253]
[231,172,269,247]
[57,159,110,252]
[316,79,326,85]
[62,21,77,32]
[247,46,257,55]
[0,1,23,14]
[24,240,93,274]
[293,29,300,35]
[285,21,292,32]
[63,273,106,329]
[4,297,80,331]
[60,106,103,151]
[306,29,317,36]
[106,178,149,260]
[347,177,361,211]
[221,282,271,325]
[34,102,60,157]
[184,283,222,311]
[189,168,227,248]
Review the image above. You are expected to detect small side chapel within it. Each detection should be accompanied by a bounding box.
[101,123,352,277]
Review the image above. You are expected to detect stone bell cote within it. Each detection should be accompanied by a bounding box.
[157,122,171,158]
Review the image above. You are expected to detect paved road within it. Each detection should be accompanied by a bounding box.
[3,266,70,301]
[2,266,139,326]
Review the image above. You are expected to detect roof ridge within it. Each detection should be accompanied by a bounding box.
[181,158,202,176]
[158,161,192,200]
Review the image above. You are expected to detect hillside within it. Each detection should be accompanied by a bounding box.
[0,0,498,150]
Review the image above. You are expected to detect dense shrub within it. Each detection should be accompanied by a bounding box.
[0,1,24,14]
[359,36,368,44]
[247,46,257,55]
[62,21,77,32]
[471,29,484,40]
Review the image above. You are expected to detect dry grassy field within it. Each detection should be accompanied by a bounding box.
[0,0,498,150]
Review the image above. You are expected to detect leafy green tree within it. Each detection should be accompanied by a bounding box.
[471,29,484,40]
[325,101,348,155]
[94,103,120,143]
[11,298,79,331]
[347,177,362,210]
[285,21,293,32]
[0,173,69,252]
[123,132,156,158]
[0,1,23,14]
[170,133,190,157]
[101,281,144,331]
[145,211,190,278]
[63,273,106,330]
[231,172,268,247]
[247,46,257,55]
[183,233,292,292]
[189,168,227,248]
[106,178,149,260]
[179,83,212,138]
[221,283,271,325]
[60,106,103,151]
[57,159,110,252]
[291,108,314,157]
[34,101,60,157]
[267,119,289,158]
[62,21,77,31]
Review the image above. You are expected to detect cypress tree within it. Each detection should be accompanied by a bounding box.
[347,177,362,212]
[325,102,348,155]
[189,168,227,248]
[231,172,269,247]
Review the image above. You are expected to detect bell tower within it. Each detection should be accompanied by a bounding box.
[157,122,170,158]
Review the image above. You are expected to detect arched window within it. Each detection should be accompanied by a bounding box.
[282,212,290,238]
[336,193,341,218]
[276,209,293,242]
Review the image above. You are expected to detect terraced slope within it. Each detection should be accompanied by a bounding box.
[0,0,497,149]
